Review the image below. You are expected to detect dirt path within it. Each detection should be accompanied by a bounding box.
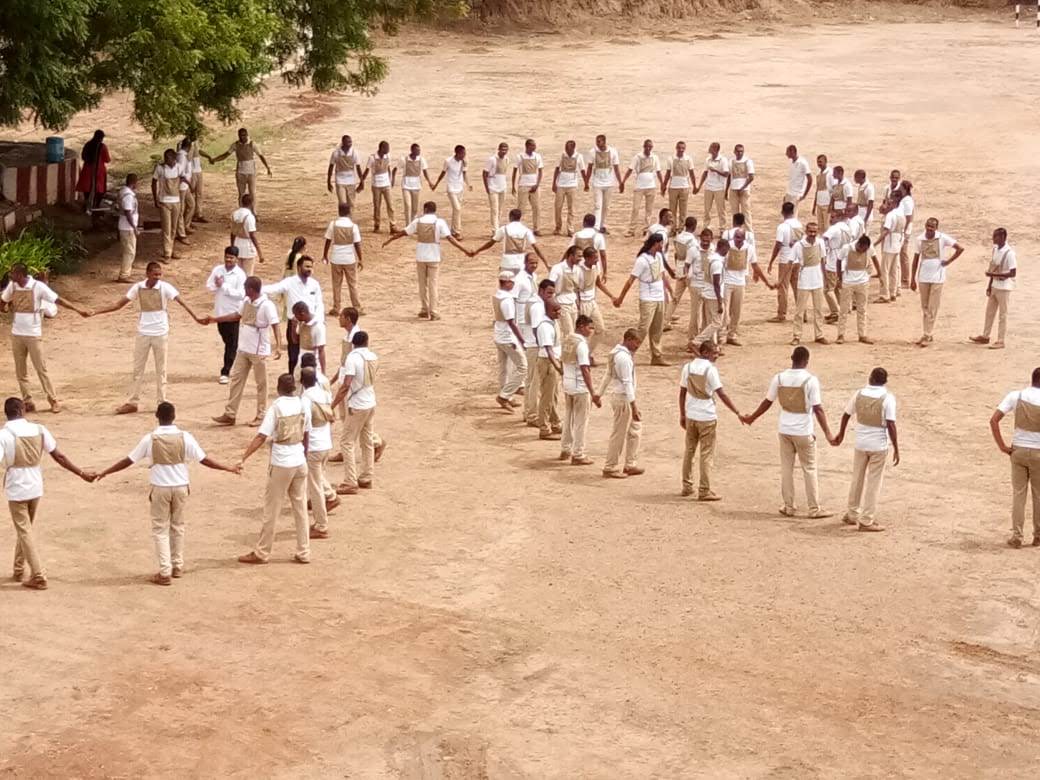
[3,17,1040,777]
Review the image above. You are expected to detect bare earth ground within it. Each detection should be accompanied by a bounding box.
[3,14,1040,778]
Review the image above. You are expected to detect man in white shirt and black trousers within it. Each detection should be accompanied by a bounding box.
[206,246,246,384]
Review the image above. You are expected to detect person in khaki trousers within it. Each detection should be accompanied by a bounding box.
[991,368,1040,548]
[971,228,1017,350]
[910,217,964,347]
[238,374,313,565]
[613,234,673,367]
[742,346,837,519]
[835,236,881,344]
[512,138,544,234]
[300,368,340,540]
[209,277,282,426]
[623,139,662,237]
[722,230,772,347]
[332,330,378,494]
[208,127,271,215]
[151,148,188,260]
[599,329,643,478]
[326,135,363,207]
[362,141,396,232]
[727,143,755,227]
[875,198,906,303]
[534,301,564,440]
[559,316,601,465]
[552,141,583,236]
[116,174,140,282]
[831,368,899,533]
[662,141,695,226]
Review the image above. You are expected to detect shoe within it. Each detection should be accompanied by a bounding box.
[238,552,268,564]
[571,456,594,466]
[698,492,722,502]
[857,524,885,532]
[539,432,561,441]
[969,335,990,344]
[650,358,671,366]
[841,514,857,526]
[292,555,311,564]
[508,398,521,408]
[926,335,934,343]
[115,403,138,415]
[212,414,236,425]
[151,573,172,586]
[808,510,834,519]
[418,310,429,319]
[1032,537,1040,547]
[1007,537,1023,549]
[623,466,645,476]
[171,567,183,578]
[874,297,889,304]
[429,314,442,321]
[558,451,571,461]
[814,337,830,345]
[358,480,372,489]
[526,420,540,429]
[325,497,341,512]
[247,416,264,426]
[374,440,387,462]
[12,568,24,582]
[988,342,1006,350]
[789,338,800,346]
[23,400,37,413]
[329,452,344,464]
[336,484,359,495]
[916,337,929,348]
[194,216,210,224]
[23,575,48,590]
[824,314,839,324]
[175,237,191,245]
[219,375,230,385]
[779,506,796,517]
[49,401,61,414]
[602,470,628,479]
[767,316,787,323]
[726,338,742,346]
[496,396,514,412]
[859,337,875,345]
[681,486,694,497]
[835,335,845,344]
[309,525,329,540]
[662,324,673,333]
[551,425,562,435]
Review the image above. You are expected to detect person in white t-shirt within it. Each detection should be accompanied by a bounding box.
[1,397,96,590]
[835,236,880,344]
[151,148,190,260]
[238,373,313,564]
[678,341,743,500]
[398,143,433,226]
[291,301,327,375]
[699,142,729,230]
[727,143,755,228]
[326,135,363,207]
[552,140,585,236]
[853,169,875,226]
[208,127,271,214]
[810,154,834,228]
[512,138,544,234]
[230,193,263,276]
[470,208,548,273]
[910,217,964,347]
[667,216,698,335]
[116,173,140,281]
[791,220,828,345]
[1,264,91,413]
[722,229,771,346]
[96,401,239,584]
[361,140,397,233]
[970,228,1017,350]
[827,165,853,224]
[684,226,714,348]
[548,245,585,336]
[92,262,205,414]
[332,330,379,493]
[186,135,208,224]
[584,134,623,233]
[559,315,601,464]
[299,367,339,539]
[875,198,907,303]
[897,181,916,288]
[483,142,510,232]
[520,261,548,427]
[599,329,644,478]
[384,201,468,321]
[831,368,899,532]
[571,213,609,277]
[613,233,673,366]
[431,145,470,238]
[991,368,1040,547]
[692,238,727,350]
[662,140,696,226]
[205,247,247,383]
[821,209,852,322]
[322,202,364,313]
[767,201,804,323]
[534,300,564,440]
[623,139,663,237]
[784,144,813,218]
[492,272,528,412]
[175,138,197,239]
[742,346,836,519]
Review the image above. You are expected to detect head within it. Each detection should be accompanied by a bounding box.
[524,254,539,274]
[900,180,913,196]
[339,307,360,329]
[622,328,642,353]
[300,353,317,370]
[410,143,420,156]
[163,148,177,166]
[545,300,561,321]
[684,216,698,234]
[642,138,654,155]
[732,212,746,229]
[290,236,307,254]
[525,138,536,154]
[582,213,596,229]
[498,272,515,292]
[582,247,599,268]
[508,208,522,223]
[296,255,314,280]
[422,201,437,215]
[733,143,745,159]
[805,221,819,240]
[238,127,249,143]
[856,235,871,252]
[675,140,687,156]
[889,169,901,187]
[924,217,938,238]
[854,169,866,185]
[155,401,176,426]
[338,202,352,218]
[292,301,312,323]
[658,208,672,227]
[180,137,191,151]
[5,397,25,421]
[833,165,845,181]
[565,140,576,155]
[786,145,798,161]
[125,173,139,191]
[497,142,509,157]
[791,345,810,369]
[276,373,295,397]
[844,203,858,220]
[699,228,714,248]
[145,261,163,283]
[708,141,720,157]
[575,314,594,338]
[244,276,262,301]
[378,140,389,155]
[595,134,607,150]
[732,229,746,249]
[993,227,1007,246]
[816,154,828,170]
[241,193,253,210]
[563,245,580,266]
[868,367,888,387]
[341,134,352,149]
[223,246,239,269]
[91,129,105,144]
[351,330,369,349]
[8,263,28,286]
[1033,367,1040,388]
[716,238,730,256]
[781,201,795,220]
[454,144,466,160]
[300,367,317,390]
[537,278,556,302]
[639,233,664,257]
[699,340,719,362]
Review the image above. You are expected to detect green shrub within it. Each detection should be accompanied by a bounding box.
[0,235,60,283]
[20,219,87,276]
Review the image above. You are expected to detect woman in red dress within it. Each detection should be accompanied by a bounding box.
[75,129,110,210]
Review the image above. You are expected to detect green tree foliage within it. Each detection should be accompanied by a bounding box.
[0,0,466,138]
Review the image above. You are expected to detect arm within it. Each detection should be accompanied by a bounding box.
[511,166,517,195]
[552,167,560,193]
[256,151,272,176]
[445,235,468,254]
[812,405,835,445]
[507,318,524,348]
[871,254,882,279]
[679,387,688,429]
[768,241,781,273]
[595,277,617,301]
[712,273,723,311]
[326,162,334,192]
[741,398,772,426]
[865,198,874,224]
[209,149,231,163]
[715,388,741,419]
[323,238,332,262]
[533,244,550,270]
[910,253,920,290]
[431,171,445,190]
[599,249,608,279]
[740,172,755,192]
[833,413,851,446]
[580,364,600,407]
[249,231,263,263]
[96,456,133,480]
[800,172,812,201]
[382,231,407,248]
[621,167,633,187]
[887,421,900,465]
[614,275,635,306]
[471,239,496,257]
[150,178,159,207]
[93,296,132,316]
[990,410,1012,455]
[239,433,268,465]
[661,170,671,195]
[614,164,624,192]
[173,295,204,324]
[423,168,436,188]
[482,169,491,194]
[751,263,774,289]
[210,312,243,324]
[49,448,96,483]
[56,298,92,317]
[201,456,241,474]
[943,243,964,267]
[534,166,543,191]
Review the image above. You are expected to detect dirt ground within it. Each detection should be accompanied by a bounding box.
[3,12,1040,778]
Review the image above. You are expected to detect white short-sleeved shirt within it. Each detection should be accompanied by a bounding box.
[572,227,606,252]
[262,275,323,322]
[237,295,279,356]
[844,386,896,452]
[118,186,139,231]
[485,154,508,193]
[367,154,393,188]
[915,232,958,284]
[555,153,585,188]
[330,147,361,185]
[127,280,179,337]
[767,368,822,437]
[259,395,312,468]
[0,419,57,501]
[668,156,693,189]
[302,385,334,453]
[814,168,835,206]
[399,155,427,190]
[338,347,378,410]
[405,215,452,263]
[526,296,547,342]
[562,334,591,396]
[989,244,1017,292]
[231,207,258,259]
[207,264,247,317]
[723,244,757,287]
[687,245,711,288]
[900,195,915,226]
[787,156,811,197]
[793,240,825,290]
[729,157,755,190]
[153,163,182,204]
[823,221,852,272]
[704,155,730,191]
[776,218,804,264]
[549,261,583,306]
[701,255,726,300]
[190,143,203,174]
[589,146,620,187]
[632,252,666,302]
[2,277,59,338]
[325,218,361,264]
[516,152,544,187]
[606,344,637,401]
[999,388,1040,449]
[830,178,853,210]
[680,358,722,421]
[839,245,872,286]
[673,232,697,270]
[495,223,537,272]
[493,290,520,346]
[176,150,192,191]
[298,317,327,354]
[856,181,876,221]
[443,157,466,193]
[514,270,535,334]
[128,425,206,487]
[535,319,561,360]
[630,153,661,190]
[646,223,671,256]
[579,262,602,302]
[882,209,906,253]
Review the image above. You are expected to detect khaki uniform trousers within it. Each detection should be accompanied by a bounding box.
[447,191,464,234]
[224,350,268,420]
[372,185,394,229]
[239,256,257,277]
[703,189,726,230]
[523,346,540,424]
[636,300,665,361]
[335,184,357,208]
[918,282,943,338]
[681,419,717,495]
[118,229,137,279]
[779,433,821,514]
[558,302,578,337]
[592,186,613,230]
[127,334,168,405]
[11,335,56,404]
[694,297,726,346]
[330,262,361,312]
[516,185,540,230]
[823,270,840,317]
[1010,447,1040,542]
[488,190,506,231]
[10,498,44,578]
[254,463,309,562]
[880,251,900,300]
[604,394,641,474]
[191,172,204,218]
[793,288,825,341]
[158,201,180,258]
[307,449,331,532]
[562,392,591,458]
[496,342,527,400]
[775,263,796,319]
[341,406,375,487]
[668,188,690,224]
[668,275,688,321]
[582,299,606,354]
[982,288,1011,344]
[554,188,576,234]
[150,485,189,576]
[899,231,912,287]
[416,262,439,316]
[536,357,561,435]
[838,283,869,339]
[725,285,745,340]
[402,188,420,225]
[628,188,656,235]
[685,285,704,341]
[236,172,257,212]
[847,449,886,527]
[177,188,195,236]
[728,189,752,227]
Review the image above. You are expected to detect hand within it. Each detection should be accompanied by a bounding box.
[511,187,516,196]
[530,185,538,193]
[358,261,364,271]
[327,182,333,193]
[583,184,589,192]
[679,416,686,430]
[256,255,265,264]
[229,463,243,475]
[986,287,992,297]
[592,395,602,408]
[273,349,282,360]
[768,282,776,291]
[79,309,93,318]
[266,169,272,177]
[892,451,901,466]
[322,256,330,264]
[153,200,160,209]
[1001,444,1013,456]
[618,183,625,194]
[551,184,557,194]
[197,315,210,325]
[80,471,98,483]
[215,276,224,287]
[612,298,622,308]
[631,409,641,423]
[717,303,724,314]
[357,182,364,193]
[381,240,391,248]
[236,460,246,471]
[826,435,838,446]
[739,414,752,426]
[910,280,917,292]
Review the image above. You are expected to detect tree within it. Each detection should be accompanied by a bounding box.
[0,0,467,138]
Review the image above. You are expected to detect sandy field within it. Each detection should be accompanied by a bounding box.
[3,12,1040,778]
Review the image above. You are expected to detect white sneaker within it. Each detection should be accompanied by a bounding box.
[218,375,230,385]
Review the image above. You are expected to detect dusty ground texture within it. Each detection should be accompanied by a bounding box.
[3,13,1040,778]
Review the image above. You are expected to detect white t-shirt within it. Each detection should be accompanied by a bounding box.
[793,240,825,290]
[259,395,312,468]
[681,358,721,421]
[856,181,875,221]
[302,385,334,453]
[176,150,192,191]
[128,425,206,487]
[556,153,584,188]
[767,368,822,436]
[882,209,906,253]
[646,223,671,256]
[324,217,361,265]
[153,163,182,204]
[514,270,535,339]
[0,419,56,501]
[606,344,636,401]
[562,334,591,395]
[298,317,327,354]
[900,194,915,226]
[723,244,757,287]
[673,232,697,272]
[367,154,393,188]
[830,178,853,210]
[237,295,279,356]
[989,244,1017,292]
[776,218,804,264]
[405,215,451,263]
[630,153,661,190]
[701,255,725,300]
[485,154,508,193]
[814,168,835,206]
[729,157,755,190]
[914,232,958,284]
[118,186,139,231]
[515,152,544,187]
[495,222,537,271]
[823,221,852,272]
[535,319,561,359]
[206,264,247,317]
[704,155,729,191]
[231,207,258,259]
[549,261,583,306]
[262,275,324,322]
[688,245,711,288]
[399,155,427,190]
[443,157,466,193]
[127,280,179,337]
[999,388,1040,449]
[844,387,896,452]
[526,296,547,343]
[2,277,59,338]
[839,245,872,286]
[632,252,666,302]
[578,262,602,303]
[668,156,693,189]
[338,347,378,410]
[493,290,520,346]
[330,147,361,185]
[589,146,620,187]
[787,156,811,197]
[572,227,606,252]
